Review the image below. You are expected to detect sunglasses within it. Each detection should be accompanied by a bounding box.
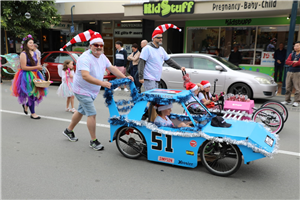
[155,37,163,39]
[92,44,104,48]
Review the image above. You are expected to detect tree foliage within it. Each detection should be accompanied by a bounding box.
[1,0,61,38]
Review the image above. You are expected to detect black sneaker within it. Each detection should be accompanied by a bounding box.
[90,139,104,151]
[63,128,78,142]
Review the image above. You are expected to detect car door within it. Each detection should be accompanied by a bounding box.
[44,53,60,81]
[162,56,192,89]
[190,56,226,94]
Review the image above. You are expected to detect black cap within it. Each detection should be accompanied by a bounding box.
[211,116,232,128]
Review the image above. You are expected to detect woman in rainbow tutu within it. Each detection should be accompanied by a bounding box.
[11,34,47,119]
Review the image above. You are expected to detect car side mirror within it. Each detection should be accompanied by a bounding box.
[215,65,223,71]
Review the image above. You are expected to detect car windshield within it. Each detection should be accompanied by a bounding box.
[71,53,81,61]
[212,56,241,70]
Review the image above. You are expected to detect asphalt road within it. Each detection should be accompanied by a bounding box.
[1,80,299,200]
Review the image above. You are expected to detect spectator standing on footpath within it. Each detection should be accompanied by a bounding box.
[282,41,300,107]
[34,43,41,64]
[228,46,242,67]
[215,48,222,57]
[59,30,133,150]
[114,41,128,92]
[274,42,286,82]
[127,43,141,92]
[141,40,148,50]
[138,24,185,120]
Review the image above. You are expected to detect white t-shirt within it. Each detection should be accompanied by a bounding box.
[73,50,111,99]
[154,115,174,127]
[198,92,212,102]
[140,45,170,81]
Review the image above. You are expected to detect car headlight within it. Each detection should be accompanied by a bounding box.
[255,77,272,84]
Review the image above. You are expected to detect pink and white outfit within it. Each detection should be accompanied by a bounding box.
[57,69,74,97]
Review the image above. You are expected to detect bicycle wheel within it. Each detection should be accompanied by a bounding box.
[200,140,242,177]
[116,127,147,159]
[261,101,288,122]
[252,107,284,134]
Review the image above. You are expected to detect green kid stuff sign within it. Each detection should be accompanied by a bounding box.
[143,0,195,17]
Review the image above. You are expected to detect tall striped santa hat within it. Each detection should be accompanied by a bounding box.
[60,29,103,51]
[152,24,181,39]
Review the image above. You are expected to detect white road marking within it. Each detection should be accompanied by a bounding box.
[1,109,299,157]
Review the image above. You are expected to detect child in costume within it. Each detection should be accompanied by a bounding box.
[11,34,47,119]
[154,104,191,127]
[185,82,203,109]
[57,60,76,112]
[198,80,218,108]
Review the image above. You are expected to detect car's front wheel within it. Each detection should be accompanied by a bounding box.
[228,83,252,99]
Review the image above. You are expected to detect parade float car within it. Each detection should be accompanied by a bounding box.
[104,79,278,177]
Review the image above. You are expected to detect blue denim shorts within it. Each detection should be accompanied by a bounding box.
[74,93,96,116]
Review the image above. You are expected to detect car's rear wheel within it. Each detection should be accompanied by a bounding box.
[159,79,167,89]
[228,83,252,99]
[116,127,147,159]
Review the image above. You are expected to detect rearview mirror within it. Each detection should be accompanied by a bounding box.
[215,65,223,71]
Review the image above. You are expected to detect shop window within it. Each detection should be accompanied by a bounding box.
[256,26,299,66]
[186,27,219,54]
[220,27,256,65]
[193,57,216,70]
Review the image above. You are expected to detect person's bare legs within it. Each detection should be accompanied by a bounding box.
[70,96,75,109]
[87,115,96,140]
[66,97,71,110]
[68,111,83,131]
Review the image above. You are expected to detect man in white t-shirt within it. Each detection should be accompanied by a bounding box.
[138,24,185,91]
[60,30,133,151]
[138,24,185,120]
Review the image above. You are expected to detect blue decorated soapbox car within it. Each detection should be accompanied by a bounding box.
[104,79,278,177]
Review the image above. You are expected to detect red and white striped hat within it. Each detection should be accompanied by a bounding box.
[152,24,181,39]
[60,29,103,51]
[200,80,211,88]
[186,82,198,92]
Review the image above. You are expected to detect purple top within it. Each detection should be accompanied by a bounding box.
[22,51,37,66]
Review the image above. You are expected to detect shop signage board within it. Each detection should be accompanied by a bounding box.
[260,52,275,66]
[212,0,277,12]
[143,0,195,17]
[114,29,142,38]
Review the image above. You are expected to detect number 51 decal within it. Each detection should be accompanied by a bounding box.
[151,132,173,153]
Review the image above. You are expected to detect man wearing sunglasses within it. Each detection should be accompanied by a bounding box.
[138,24,185,91]
[138,24,185,120]
[60,30,133,151]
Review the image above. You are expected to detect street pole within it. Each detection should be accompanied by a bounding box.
[281,0,298,95]
[70,5,75,51]
[4,29,8,54]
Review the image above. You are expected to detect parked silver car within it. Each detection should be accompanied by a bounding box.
[161,53,278,99]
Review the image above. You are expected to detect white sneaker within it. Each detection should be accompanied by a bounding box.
[124,88,129,92]
[281,101,292,105]
[114,87,121,92]
[292,102,299,107]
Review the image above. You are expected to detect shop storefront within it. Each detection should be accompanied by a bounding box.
[123,0,300,77]
[185,17,300,76]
